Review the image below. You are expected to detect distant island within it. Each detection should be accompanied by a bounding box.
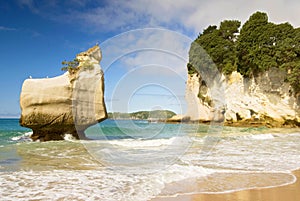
[107,110,176,121]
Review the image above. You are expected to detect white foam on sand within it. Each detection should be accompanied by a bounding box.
[0,165,297,201]
[0,164,214,201]
[250,133,275,140]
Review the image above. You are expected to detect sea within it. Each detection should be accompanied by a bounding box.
[0,118,300,201]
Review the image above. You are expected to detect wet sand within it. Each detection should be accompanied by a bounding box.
[151,169,300,201]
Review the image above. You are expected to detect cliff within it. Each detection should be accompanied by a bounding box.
[183,11,300,127]
[19,45,107,141]
[185,68,300,127]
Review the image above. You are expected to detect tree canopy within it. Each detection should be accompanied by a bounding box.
[189,11,300,94]
[193,19,241,74]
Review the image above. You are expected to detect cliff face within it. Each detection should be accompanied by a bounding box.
[20,45,107,141]
[185,68,300,127]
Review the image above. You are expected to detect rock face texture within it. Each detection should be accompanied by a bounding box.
[20,45,107,141]
[185,68,300,127]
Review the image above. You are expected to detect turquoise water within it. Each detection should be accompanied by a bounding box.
[0,118,300,200]
[0,119,31,145]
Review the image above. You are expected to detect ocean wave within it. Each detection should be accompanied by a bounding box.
[11,131,33,142]
[249,133,275,140]
[63,134,78,141]
[285,132,300,137]
[107,136,191,148]
[239,132,300,140]
[0,166,297,201]
[0,164,214,201]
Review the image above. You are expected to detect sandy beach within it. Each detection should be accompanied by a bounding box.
[151,169,300,201]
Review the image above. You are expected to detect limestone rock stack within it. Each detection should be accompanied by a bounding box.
[20,45,107,141]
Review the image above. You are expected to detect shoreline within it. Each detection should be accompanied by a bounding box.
[107,118,300,128]
[151,169,300,201]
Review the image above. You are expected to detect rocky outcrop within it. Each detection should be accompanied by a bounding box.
[166,114,190,123]
[20,45,107,141]
[185,68,300,127]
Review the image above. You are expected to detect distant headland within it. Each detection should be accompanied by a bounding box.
[107,110,176,121]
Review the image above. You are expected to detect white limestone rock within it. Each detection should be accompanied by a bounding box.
[185,69,300,127]
[20,45,107,141]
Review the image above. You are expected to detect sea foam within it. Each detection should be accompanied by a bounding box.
[0,164,214,201]
[11,131,33,142]
[108,136,190,148]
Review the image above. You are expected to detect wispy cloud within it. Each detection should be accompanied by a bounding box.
[0,26,17,31]
[23,0,300,36]
[26,29,41,37]
[100,28,191,77]
[64,0,196,33]
[17,0,39,13]
[0,25,41,38]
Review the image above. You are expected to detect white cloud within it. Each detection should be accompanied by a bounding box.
[19,0,300,36]
[17,0,39,13]
[0,26,17,31]
[184,0,300,32]
[21,0,300,36]
[121,52,187,77]
[56,0,300,36]
[68,0,197,33]
[99,28,191,77]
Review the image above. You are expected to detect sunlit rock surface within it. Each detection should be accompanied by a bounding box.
[20,45,107,141]
[185,68,300,127]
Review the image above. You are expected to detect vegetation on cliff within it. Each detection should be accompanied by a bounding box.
[61,58,94,73]
[108,110,176,120]
[188,11,300,94]
[61,58,80,72]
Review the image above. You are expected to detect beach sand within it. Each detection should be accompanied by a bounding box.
[151,169,300,201]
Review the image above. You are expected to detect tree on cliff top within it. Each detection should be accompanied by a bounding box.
[194,19,241,74]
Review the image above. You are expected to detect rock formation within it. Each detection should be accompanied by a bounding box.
[185,68,300,127]
[20,45,107,141]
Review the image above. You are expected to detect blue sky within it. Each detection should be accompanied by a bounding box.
[0,0,299,117]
